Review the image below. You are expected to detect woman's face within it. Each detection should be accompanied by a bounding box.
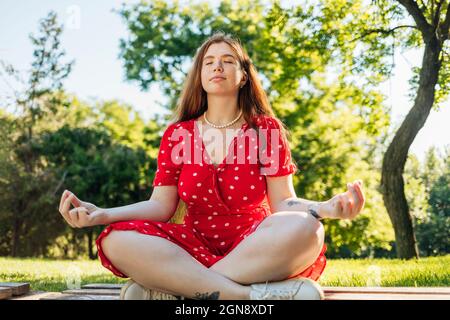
[201,42,246,95]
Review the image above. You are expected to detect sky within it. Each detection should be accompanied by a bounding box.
[0,0,448,163]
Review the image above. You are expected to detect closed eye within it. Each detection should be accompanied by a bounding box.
[205,61,234,65]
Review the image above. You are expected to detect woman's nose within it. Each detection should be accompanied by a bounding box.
[214,62,223,72]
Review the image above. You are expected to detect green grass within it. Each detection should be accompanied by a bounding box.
[0,255,448,292]
[319,255,450,287]
[0,257,128,292]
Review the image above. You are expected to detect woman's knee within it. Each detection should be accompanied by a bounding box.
[101,230,131,265]
[275,212,325,256]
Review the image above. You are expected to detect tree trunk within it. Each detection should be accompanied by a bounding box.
[11,217,21,257]
[381,38,442,259]
[88,230,95,260]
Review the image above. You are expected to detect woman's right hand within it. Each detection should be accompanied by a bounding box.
[58,190,109,228]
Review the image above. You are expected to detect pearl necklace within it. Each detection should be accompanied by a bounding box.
[203,109,243,129]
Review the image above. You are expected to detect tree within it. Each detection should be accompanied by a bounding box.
[38,125,150,259]
[379,0,450,259]
[304,0,449,258]
[414,147,449,256]
[0,11,74,256]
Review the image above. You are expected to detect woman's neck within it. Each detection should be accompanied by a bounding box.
[204,95,240,125]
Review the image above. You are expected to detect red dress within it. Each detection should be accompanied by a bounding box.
[96,114,327,281]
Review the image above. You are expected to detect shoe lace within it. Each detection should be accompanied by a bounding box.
[150,289,185,300]
[259,280,305,300]
[149,290,176,300]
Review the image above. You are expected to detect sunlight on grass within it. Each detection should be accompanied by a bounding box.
[318,255,450,287]
[0,257,127,292]
[0,255,448,292]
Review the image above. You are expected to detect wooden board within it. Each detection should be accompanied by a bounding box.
[0,287,13,300]
[11,291,63,300]
[62,288,121,296]
[0,282,30,296]
[82,283,124,290]
[40,293,119,300]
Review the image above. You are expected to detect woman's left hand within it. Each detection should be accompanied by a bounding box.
[318,180,366,220]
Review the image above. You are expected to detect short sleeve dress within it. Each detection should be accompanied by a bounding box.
[96,114,327,281]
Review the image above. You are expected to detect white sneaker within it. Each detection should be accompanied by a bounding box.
[120,279,185,300]
[249,277,324,300]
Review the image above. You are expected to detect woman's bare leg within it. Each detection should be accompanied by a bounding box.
[101,230,251,300]
[209,211,325,284]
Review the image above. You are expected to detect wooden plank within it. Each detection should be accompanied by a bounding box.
[323,287,450,295]
[11,291,61,300]
[62,288,121,296]
[40,293,119,300]
[11,291,118,300]
[0,287,13,300]
[82,283,124,290]
[325,292,450,300]
[0,282,30,296]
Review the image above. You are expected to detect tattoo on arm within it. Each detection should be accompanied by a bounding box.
[287,200,302,207]
[194,291,220,300]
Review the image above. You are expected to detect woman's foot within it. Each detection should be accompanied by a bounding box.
[249,277,324,300]
[120,279,185,300]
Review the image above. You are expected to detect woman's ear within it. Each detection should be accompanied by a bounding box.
[242,71,248,84]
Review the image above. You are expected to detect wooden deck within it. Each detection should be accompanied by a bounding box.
[2,282,450,300]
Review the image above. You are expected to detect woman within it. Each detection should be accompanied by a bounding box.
[58,32,365,300]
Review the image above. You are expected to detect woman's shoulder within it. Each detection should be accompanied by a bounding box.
[253,114,283,129]
[163,119,193,132]
[159,119,194,144]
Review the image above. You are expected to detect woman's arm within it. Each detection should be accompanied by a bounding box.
[103,185,179,224]
[103,199,175,224]
[269,180,365,220]
[266,175,325,217]
[276,197,324,217]
[59,189,178,228]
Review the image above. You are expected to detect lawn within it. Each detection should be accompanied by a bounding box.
[0,255,448,292]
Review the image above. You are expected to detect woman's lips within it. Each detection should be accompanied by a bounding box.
[211,77,226,82]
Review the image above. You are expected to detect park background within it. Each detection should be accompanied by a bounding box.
[0,0,448,289]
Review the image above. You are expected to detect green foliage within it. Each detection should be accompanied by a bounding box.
[404,147,450,256]
[0,11,164,258]
[0,11,74,257]
[35,124,150,258]
[416,149,450,256]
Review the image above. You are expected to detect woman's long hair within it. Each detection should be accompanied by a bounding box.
[168,31,292,223]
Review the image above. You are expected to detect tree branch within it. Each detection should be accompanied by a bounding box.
[397,0,432,35]
[51,170,68,196]
[432,1,443,28]
[351,25,418,42]
[440,2,450,40]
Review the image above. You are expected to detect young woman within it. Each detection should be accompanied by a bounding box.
[58,32,365,300]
